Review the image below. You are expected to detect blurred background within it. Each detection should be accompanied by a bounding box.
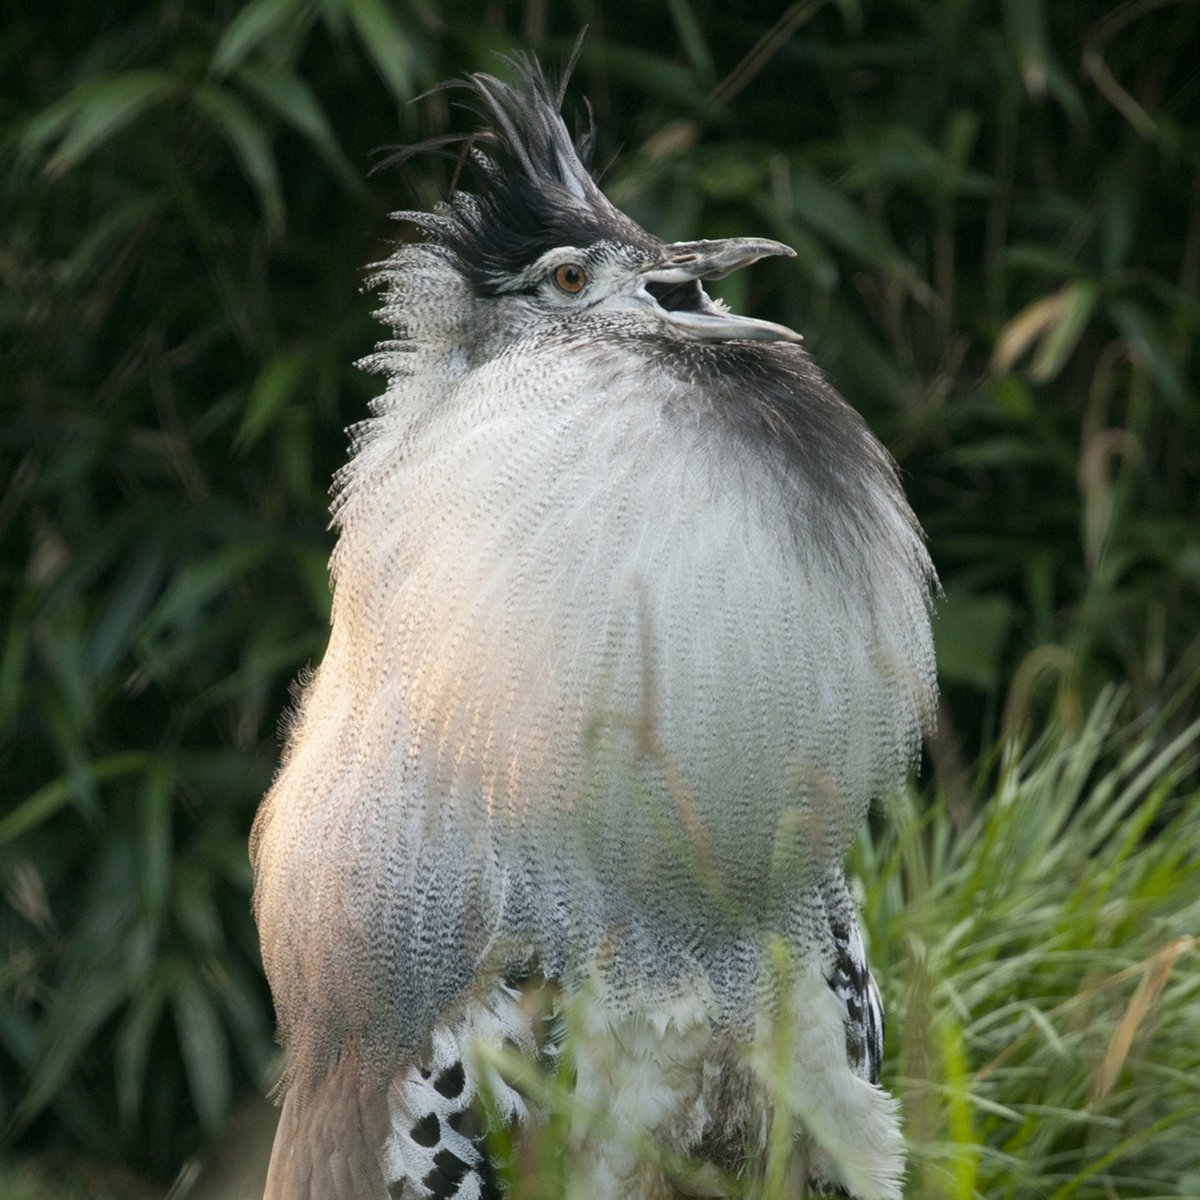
[2,1,1198,1197]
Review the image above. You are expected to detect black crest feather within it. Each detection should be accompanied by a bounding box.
[382,53,658,294]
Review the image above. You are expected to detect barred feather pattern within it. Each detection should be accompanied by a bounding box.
[252,53,937,1200]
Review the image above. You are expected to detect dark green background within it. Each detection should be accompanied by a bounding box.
[3,0,1197,1182]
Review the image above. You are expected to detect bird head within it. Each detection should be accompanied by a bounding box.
[376,54,803,354]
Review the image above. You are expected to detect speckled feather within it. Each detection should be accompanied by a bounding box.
[252,53,937,1200]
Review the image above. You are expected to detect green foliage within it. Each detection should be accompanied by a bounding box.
[859,694,1200,1198]
[0,1159,155,1200]
[1,0,1197,1188]
[3,0,434,1173]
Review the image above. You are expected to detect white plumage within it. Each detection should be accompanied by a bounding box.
[251,52,937,1200]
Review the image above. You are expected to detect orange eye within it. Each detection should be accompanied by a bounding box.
[552,263,588,294]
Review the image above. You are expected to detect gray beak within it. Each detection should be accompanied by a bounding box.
[642,238,803,343]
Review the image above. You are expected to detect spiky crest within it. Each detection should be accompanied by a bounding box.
[379,51,658,294]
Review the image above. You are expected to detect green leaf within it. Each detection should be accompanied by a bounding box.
[24,70,175,176]
[1109,298,1187,407]
[0,754,152,847]
[1004,0,1054,98]
[191,82,285,235]
[1030,280,1098,381]
[344,0,418,103]
[234,64,364,194]
[602,45,707,107]
[139,543,271,641]
[666,0,715,83]
[761,214,840,291]
[18,967,129,1126]
[934,589,1015,690]
[211,0,316,76]
[61,193,165,289]
[115,972,169,1128]
[171,975,232,1128]
[137,764,175,924]
[88,535,168,680]
[236,351,310,450]
[0,597,32,724]
[992,280,1098,380]
[789,173,910,274]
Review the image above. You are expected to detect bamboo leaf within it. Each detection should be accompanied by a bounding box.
[1109,298,1188,406]
[88,535,168,680]
[234,64,364,194]
[31,70,175,175]
[1030,280,1098,381]
[211,0,316,76]
[0,754,152,846]
[171,975,232,1128]
[992,281,1098,380]
[115,973,170,1128]
[344,0,418,103]
[17,968,129,1126]
[789,173,911,274]
[236,351,309,450]
[666,0,715,83]
[191,82,285,235]
[934,589,1015,690]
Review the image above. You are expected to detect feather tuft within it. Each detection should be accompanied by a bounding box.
[375,52,657,293]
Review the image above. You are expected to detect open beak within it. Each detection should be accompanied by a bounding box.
[642,238,802,343]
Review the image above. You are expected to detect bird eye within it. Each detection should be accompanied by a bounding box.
[552,263,588,294]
